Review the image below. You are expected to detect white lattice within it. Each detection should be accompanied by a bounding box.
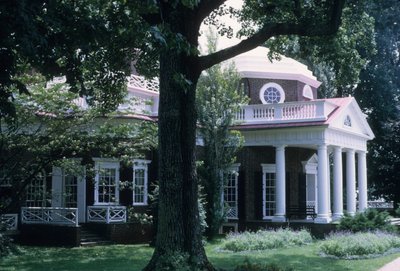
[21,207,78,226]
[128,75,159,92]
[87,206,126,223]
[1,214,18,231]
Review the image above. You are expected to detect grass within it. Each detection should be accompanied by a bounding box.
[0,241,399,271]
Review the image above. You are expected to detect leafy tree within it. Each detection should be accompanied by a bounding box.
[1,1,348,269]
[0,75,157,213]
[265,0,375,98]
[353,0,400,209]
[197,30,248,240]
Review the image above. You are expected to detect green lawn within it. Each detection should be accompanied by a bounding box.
[0,241,399,271]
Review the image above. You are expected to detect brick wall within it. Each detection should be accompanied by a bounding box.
[246,78,318,104]
[236,146,315,221]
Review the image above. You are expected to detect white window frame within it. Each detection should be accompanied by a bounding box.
[132,159,151,206]
[259,82,285,104]
[94,159,120,205]
[223,164,240,220]
[25,171,47,207]
[261,164,276,219]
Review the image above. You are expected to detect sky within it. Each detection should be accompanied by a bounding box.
[198,0,244,53]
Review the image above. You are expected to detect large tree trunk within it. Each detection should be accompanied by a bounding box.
[144,5,214,271]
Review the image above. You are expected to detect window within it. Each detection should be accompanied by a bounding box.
[94,159,120,205]
[344,115,352,127]
[302,85,314,100]
[259,83,285,104]
[25,171,47,207]
[262,164,276,218]
[132,159,151,205]
[63,174,78,208]
[223,164,240,219]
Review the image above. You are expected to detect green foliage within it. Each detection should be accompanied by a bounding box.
[0,79,157,213]
[0,225,20,257]
[338,209,396,233]
[266,0,376,98]
[222,229,313,252]
[234,259,294,271]
[197,29,248,240]
[319,231,400,259]
[127,208,153,225]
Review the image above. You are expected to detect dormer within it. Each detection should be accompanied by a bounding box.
[234,47,321,105]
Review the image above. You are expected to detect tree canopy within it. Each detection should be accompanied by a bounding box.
[1,1,348,270]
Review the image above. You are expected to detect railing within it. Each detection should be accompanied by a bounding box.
[234,100,337,124]
[0,214,18,231]
[21,207,78,226]
[87,206,127,223]
[128,75,159,93]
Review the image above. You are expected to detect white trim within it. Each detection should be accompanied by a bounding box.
[302,85,314,99]
[259,82,285,104]
[223,164,241,220]
[261,164,276,219]
[132,159,151,206]
[94,159,120,205]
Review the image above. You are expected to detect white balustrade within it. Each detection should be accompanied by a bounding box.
[21,207,78,226]
[128,75,159,92]
[1,214,18,231]
[234,100,337,124]
[87,206,127,223]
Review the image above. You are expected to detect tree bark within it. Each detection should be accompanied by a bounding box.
[143,5,214,270]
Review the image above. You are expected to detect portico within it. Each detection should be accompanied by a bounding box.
[234,97,374,224]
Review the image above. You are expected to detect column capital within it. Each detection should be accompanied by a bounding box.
[274,144,287,150]
[357,150,367,156]
[318,144,328,150]
[345,148,355,154]
[333,146,342,152]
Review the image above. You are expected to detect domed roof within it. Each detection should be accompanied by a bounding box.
[233,47,321,88]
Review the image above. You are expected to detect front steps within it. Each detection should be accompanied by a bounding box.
[80,226,112,246]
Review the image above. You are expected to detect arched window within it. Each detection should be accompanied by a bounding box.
[259,83,285,104]
[302,84,314,100]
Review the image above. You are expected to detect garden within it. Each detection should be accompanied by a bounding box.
[1,209,400,271]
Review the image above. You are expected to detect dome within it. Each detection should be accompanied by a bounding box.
[233,47,321,88]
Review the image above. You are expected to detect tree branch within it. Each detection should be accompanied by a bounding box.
[198,0,345,72]
[196,0,227,22]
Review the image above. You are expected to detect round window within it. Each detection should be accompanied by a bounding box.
[259,83,285,104]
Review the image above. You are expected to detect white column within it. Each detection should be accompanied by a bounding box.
[358,151,368,212]
[272,145,286,222]
[326,149,331,215]
[315,144,331,223]
[332,146,344,220]
[346,149,356,215]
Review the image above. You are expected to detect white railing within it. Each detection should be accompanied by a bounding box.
[234,100,337,124]
[21,207,78,226]
[128,75,159,93]
[1,214,18,231]
[87,206,126,223]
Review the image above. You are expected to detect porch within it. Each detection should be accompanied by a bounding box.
[20,205,127,227]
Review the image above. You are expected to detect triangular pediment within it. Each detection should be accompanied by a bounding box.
[329,98,374,140]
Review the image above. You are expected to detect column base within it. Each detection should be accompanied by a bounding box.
[332,213,343,221]
[271,215,286,222]
[314,215,332,224]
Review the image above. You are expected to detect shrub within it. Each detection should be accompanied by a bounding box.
[222,228,313,252]
[0,224,19,257]
[338,209,396,233]
[234,259,294,271]
[319,231,400,259]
